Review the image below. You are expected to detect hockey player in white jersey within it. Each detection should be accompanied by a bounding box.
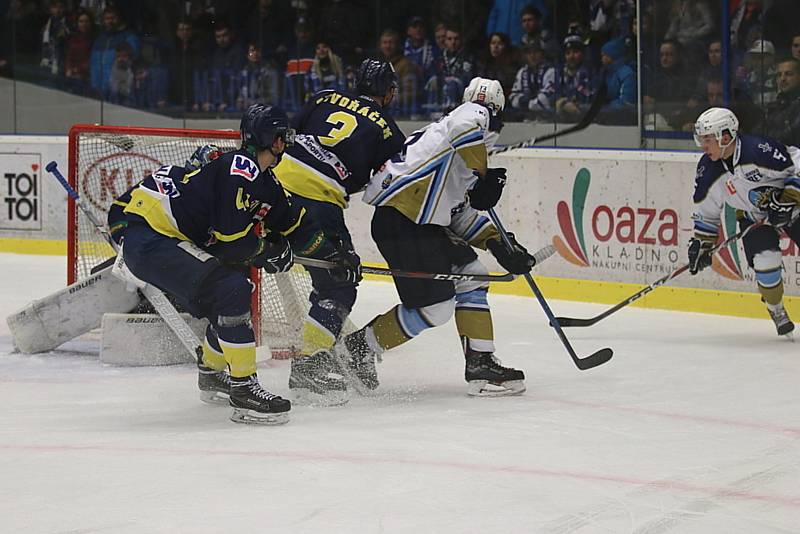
[691,107,800,336]
[339,77,540,397]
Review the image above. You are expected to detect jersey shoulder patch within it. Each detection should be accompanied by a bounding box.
[229,154,260,181]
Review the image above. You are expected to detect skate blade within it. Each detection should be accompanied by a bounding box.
[467,380,526,397]
[229,407,290,425]
[290,387,349,407]
[199,390,230,406]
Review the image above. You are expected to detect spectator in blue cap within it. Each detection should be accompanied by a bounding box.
[598,37,636,124]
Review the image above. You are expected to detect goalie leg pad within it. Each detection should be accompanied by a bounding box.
[7,266,141,353]
[100,313,208,366]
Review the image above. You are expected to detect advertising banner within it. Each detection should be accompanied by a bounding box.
[0,153,42,231]
[496,149,800,297]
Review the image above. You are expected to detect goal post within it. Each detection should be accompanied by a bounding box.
[66,123,312,358]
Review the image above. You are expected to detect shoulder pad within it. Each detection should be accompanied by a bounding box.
[692,155,723,203]
[457,102,490,131]
[744,134,793,171]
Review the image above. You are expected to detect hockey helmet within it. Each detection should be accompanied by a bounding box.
[240,104,295,150]
[694,107,738,149]
[355,59,398,97]
[463,77,505,114]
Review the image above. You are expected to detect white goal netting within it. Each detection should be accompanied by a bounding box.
[67,124,311,357]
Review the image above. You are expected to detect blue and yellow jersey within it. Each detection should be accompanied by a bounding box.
[274,88,405,208]
[123,149,304,263]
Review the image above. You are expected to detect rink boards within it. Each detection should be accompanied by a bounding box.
[1,135,797,319]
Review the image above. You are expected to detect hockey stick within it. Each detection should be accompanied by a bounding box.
[295,244,555,282]
[46,161,201,361]
[489,82,607,156]
[555,222,765,328]
[487,208,612,370]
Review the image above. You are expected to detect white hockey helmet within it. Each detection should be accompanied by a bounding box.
[463,77,505,114]
[694,107,739,149]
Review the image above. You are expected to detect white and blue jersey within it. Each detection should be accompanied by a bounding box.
[692,134,800,240]
[362,102,492,227]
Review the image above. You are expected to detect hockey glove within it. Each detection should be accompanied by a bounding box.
[687,237,713,275]
[766,190,796,228]
[468,167,506,211]
[486,233,536,274]
[324,236,362,284]
[250,234,294,274]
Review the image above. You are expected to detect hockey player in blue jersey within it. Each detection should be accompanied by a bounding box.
[118,104,356,425]
[691,107,800,336]
[272,59,406,405]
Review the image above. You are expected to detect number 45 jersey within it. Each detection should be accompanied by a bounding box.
[274,89,405,208]
[692,134,800,239]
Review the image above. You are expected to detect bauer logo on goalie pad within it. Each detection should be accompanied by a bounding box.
[231,155,259,181]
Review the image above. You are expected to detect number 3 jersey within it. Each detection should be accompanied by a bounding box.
[274,89,405,208]
[123,149,303,263]
[692,134,800,240]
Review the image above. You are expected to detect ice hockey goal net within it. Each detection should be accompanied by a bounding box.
[67,124,311,357]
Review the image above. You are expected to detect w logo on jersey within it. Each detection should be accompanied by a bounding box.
[230,155,260,181]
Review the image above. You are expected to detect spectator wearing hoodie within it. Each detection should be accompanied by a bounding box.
[597,37,636,124]
[90,6,140,95]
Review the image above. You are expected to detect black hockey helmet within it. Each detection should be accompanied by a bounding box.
[240,104,295,150]
[355,59,398,97]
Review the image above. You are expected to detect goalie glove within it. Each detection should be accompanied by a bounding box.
[766,190,796,228]
[687,237,713,275]
[468,167,506,211]
[249,234,293,274]
[486,233,536,274]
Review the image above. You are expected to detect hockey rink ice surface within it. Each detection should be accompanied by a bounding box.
[1,252,799,534]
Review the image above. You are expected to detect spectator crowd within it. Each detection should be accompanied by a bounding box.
[2,0,800,140]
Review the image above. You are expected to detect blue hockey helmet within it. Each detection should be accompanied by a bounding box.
[355,59,398,97]
[240,104,295,150]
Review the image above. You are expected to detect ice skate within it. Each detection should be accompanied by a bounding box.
[228,375,290,425]
[767,304,795,338]
[465,348,526,397]
[197,363,232,405]
[334,328,380,395]
[289,350,349,406]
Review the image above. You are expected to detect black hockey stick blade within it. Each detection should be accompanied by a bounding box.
[556,315,602,328]
[576,347,613,370]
